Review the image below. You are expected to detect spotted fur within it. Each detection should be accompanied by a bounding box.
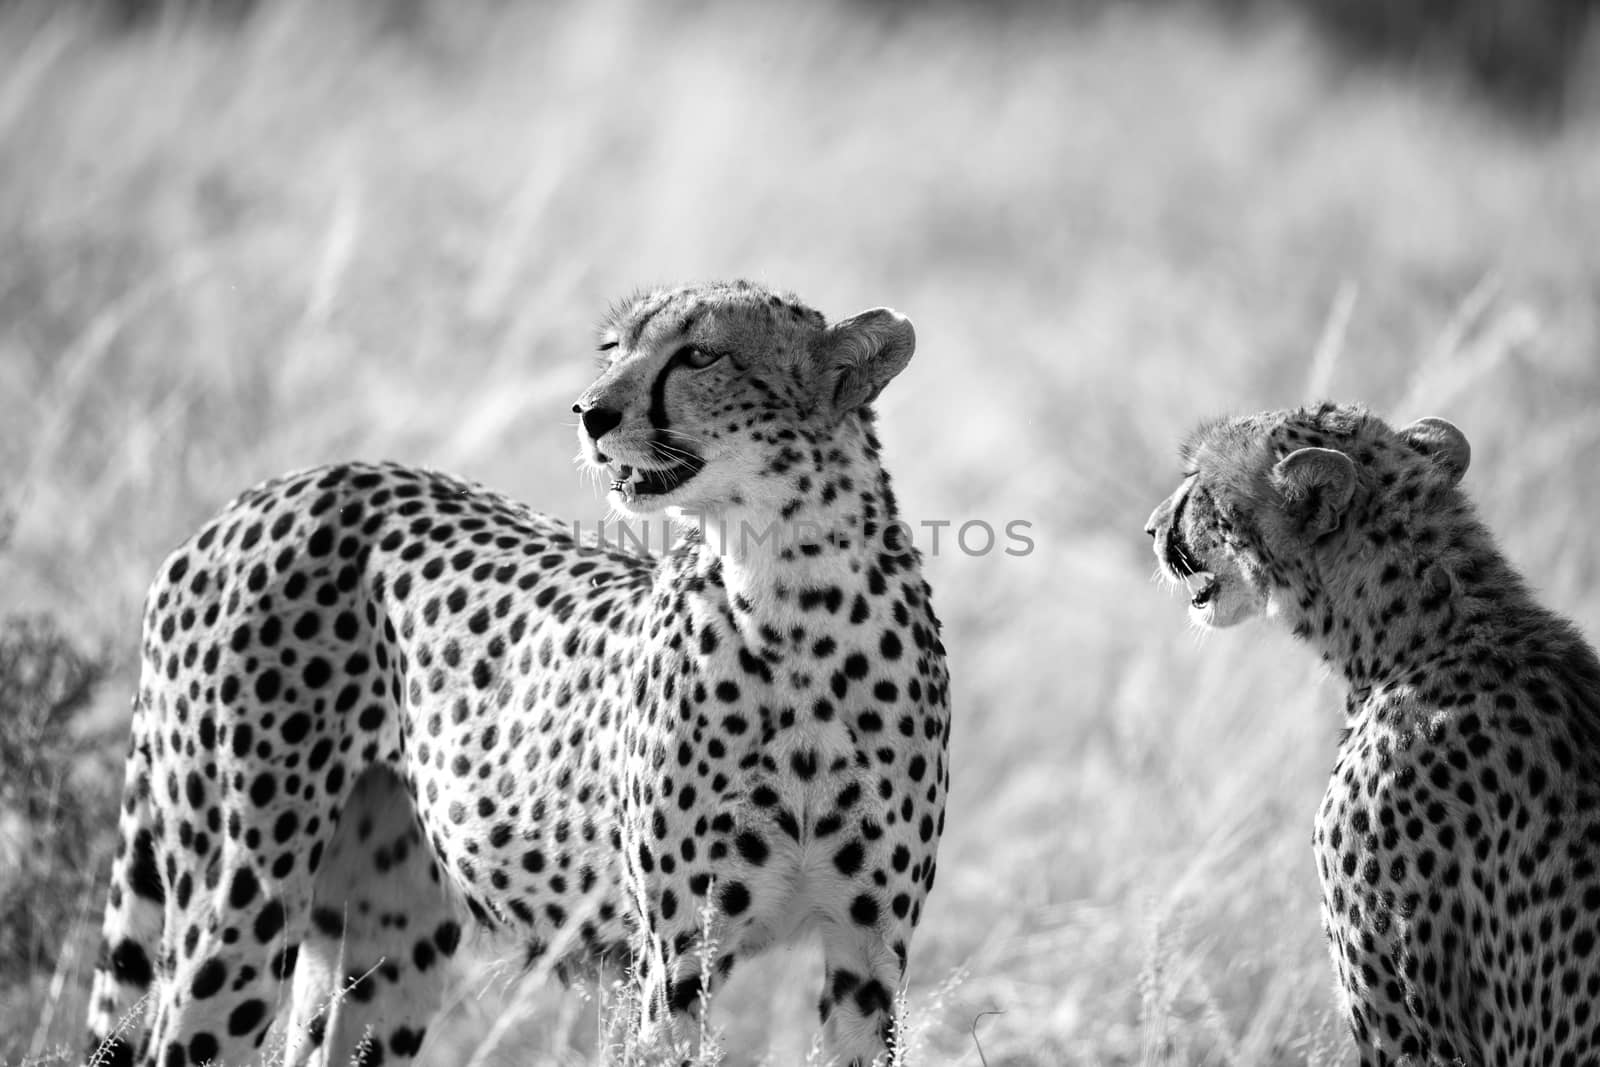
[1147,402,1600,1066]
[86,281,950,1067]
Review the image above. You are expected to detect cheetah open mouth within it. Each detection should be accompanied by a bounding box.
[1164,529,1218,608]
[607,456,705,500]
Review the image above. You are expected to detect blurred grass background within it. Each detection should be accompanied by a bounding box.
[2,0,1598,1063]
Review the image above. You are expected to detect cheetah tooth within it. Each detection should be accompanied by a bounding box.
[1183,571,1214,594]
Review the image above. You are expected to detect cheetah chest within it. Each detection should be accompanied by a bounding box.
[616,585,948,936]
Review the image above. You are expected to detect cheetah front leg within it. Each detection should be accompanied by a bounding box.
[282,766,462,1067]
[806,779,933,1066]
[812,818,927,1067]
[815,910,908,1067]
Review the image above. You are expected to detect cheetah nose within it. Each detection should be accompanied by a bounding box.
[580,406,623,441]
[1144,500,1171,538]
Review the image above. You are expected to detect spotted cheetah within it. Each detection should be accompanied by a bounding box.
[85,281,951,1067]
[1146,402,1600,1065]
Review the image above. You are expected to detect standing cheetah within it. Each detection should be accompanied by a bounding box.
[86,281,951,1067]
[1146,403,1600,1066]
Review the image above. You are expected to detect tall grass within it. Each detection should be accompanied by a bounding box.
[3,1,1598,1063]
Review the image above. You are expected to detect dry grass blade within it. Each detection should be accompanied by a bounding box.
[1306,280,1358,401]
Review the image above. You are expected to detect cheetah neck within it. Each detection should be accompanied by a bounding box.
[673,424,918,648]
[1283,501,1554,703]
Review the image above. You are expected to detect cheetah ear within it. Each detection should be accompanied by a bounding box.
[1272,447,1356,540]
[1398,417,1470,486]
[814,308,915,421]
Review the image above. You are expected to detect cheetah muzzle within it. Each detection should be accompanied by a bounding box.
[1156,518,1215,609]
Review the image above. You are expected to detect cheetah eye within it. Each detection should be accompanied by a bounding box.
[677,345,724,370]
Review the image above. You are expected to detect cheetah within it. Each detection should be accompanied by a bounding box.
[85,281,951,1067]
[1146,402,1600,1066]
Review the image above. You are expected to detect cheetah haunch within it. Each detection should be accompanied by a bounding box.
[1147,403,1600,1066]
[87,281,951,1067]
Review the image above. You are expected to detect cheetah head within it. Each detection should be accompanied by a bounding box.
[1144,404,1471,629]
[573,281,915,522]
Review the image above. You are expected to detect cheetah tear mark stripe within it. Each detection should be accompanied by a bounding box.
[648,347,695,431]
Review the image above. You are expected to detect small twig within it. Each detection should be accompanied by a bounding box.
[969,1008,1005,1067]
[84,992,152,1067]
